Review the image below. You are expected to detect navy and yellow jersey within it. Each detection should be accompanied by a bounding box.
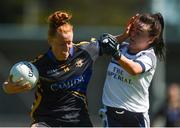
[30,39,100,126]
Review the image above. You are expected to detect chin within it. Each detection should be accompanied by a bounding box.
[59,54,69,60]
[129,41,137,48]
[129,43,134,49]
[57,57,67,61]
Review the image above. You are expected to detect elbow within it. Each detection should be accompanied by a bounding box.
[128,68,142,76]
[128,71,139,76]
[128,63,144,75]
[119,59,144,75]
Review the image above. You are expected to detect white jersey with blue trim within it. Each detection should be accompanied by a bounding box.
[102,42,157,113]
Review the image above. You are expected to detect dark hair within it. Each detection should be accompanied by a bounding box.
[138,13,166,60]
[47,11,72,37]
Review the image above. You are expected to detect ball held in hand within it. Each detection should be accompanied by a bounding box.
[10,61,39,88]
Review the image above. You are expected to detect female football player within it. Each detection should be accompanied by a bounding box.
[100,13,166,127]
[3,10,101,127]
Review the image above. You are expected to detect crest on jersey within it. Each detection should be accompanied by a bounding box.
[75,59,84,67]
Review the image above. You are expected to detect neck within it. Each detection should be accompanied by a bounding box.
[128,47,140,54]
[128,45,150,54]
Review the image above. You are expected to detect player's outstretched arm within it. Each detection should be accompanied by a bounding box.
[99,33,143,75]
[3,75,32,94]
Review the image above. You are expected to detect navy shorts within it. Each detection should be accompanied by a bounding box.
[99,106,150,127]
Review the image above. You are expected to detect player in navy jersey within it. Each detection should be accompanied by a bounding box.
[99,13,166,127]
[2,11,102,127]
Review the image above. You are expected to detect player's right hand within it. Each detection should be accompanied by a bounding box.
[2,75,32,94]
[123,13,139,38]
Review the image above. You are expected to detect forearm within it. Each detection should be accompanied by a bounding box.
[116,55,143,75]
[115,34,128,44]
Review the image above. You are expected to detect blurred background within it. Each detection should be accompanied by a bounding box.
[0,0,180,127]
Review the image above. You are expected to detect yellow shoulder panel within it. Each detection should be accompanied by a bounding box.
[73,41,90,47]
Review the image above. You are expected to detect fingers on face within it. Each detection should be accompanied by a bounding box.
[126,29,130,34]
[127,14,140,33]
[129,13,140,24]
[126,23,132,34]
[135,13,140,17]
[133,13,140,22]
[132,13,139,20]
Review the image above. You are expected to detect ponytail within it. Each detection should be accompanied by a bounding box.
[152,13,166,61]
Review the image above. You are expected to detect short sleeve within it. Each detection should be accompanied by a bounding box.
[134,52,157,73]
[77,38,100,61]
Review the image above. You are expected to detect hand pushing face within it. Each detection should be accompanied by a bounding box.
[128,18,153,53]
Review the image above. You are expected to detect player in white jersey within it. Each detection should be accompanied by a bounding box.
[99,13,166,127]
